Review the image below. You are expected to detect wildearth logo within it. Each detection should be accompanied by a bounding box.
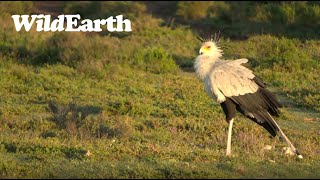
[11,14,132,32]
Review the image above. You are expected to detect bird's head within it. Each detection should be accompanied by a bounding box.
[199,41,221,56]
[197,32,224,58]
[194,32,227,79]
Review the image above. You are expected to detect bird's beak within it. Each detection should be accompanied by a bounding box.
[199,48,203,55]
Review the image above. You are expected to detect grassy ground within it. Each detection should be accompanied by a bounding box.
[0,1,320,178]
[0,62,319,178]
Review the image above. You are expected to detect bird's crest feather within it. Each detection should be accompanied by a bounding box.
[196,30,230,49]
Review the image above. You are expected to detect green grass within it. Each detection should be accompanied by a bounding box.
[0,62,319,178]
[0,1,320,178]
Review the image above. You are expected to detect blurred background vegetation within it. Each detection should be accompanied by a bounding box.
[0,1,319,178]
[0,1,319,110]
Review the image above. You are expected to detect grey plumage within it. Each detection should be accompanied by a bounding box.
[194,56,258,103]
[209,59,258,97]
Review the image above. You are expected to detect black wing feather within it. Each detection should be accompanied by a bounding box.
[223,75,283,137]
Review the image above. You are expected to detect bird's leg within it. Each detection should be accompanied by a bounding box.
[226,118,234,156]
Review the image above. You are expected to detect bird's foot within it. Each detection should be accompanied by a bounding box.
[263,145,273,151]
[283,147,303,159]
[297,155,303,159]
[226,150,232,156]
[283,147,295,156]
[226,153,235,158]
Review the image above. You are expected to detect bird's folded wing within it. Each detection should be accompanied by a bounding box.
[210,59,259,97]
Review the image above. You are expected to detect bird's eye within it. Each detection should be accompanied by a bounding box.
[207,46,211,49]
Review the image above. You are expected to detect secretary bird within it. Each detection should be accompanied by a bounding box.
[194,34,303,158]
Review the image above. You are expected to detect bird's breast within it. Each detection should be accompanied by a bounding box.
[204,77,217,100]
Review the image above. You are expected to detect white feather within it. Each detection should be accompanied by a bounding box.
[194,43,258,103]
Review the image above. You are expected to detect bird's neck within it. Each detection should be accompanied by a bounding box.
[194,54,222,80]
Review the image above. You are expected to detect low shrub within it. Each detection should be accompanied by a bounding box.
[0,1,34,15]
[131,47,179,74]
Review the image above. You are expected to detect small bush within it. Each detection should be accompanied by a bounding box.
[258,2,320,26]
[296,2,320,26]
[0,1,34,15]
[131,47,179,74]
[225,35,310,72]
[34,32,108,67]
[0,14,46,63]
[79,113,135,139]
[266,3,295,24]
[176,2,213,21]
[207,1,231,21]
[64,1,146,19]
